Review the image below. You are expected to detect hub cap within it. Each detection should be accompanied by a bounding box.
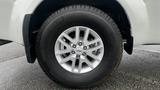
[54,26,104,73]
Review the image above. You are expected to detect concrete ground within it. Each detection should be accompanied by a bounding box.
[0,42,160,90]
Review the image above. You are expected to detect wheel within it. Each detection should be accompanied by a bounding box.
[36,5,123,88]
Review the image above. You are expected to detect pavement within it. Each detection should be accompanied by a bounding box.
[0,42,160,90]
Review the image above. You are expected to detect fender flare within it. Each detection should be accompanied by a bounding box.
[9,0,42,44]
[117,0,150,45]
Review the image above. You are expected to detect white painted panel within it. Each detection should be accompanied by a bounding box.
[144,0,160,43]
[0,0,14,40]
[117,0,150,45]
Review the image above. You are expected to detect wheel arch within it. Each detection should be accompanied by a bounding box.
[24,0,134,63]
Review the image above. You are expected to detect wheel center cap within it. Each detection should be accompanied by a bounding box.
[75,46,83,54]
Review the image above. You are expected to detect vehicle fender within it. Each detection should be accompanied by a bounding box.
[10,0,150,45]
[9,0,43,44]
[117,0,150,45]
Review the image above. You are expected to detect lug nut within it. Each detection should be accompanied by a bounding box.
[83,46,88,50]
[72,44,77,48]
[78,42,83,46]
[71,51,75,54]
[82,52,87,56]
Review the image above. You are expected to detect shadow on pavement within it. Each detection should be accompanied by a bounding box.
[0,43,160,90]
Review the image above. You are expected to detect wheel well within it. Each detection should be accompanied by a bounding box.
[25,0,133,63]
[31,0,131,38]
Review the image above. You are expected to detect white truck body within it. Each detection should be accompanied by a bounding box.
[0,0,160,45]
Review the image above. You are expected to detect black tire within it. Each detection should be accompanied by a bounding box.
[36,5,123,88]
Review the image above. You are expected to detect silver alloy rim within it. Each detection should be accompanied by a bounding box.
[54,26,104,74]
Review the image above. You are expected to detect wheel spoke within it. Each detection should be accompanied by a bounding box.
[84,59,94,69]
[87,44,103,52]
[62,33,75,44]
[60,55,72,64]
[55,49,71,55]
[87,52,100,61]
[58,39,71,49]
[75,27,80,41]
[78,60,83,73]
[71,59,76,72]
[86,38,101,46]
[83,28,90,43]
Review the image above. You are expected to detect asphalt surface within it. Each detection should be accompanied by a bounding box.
[0,42,160,90]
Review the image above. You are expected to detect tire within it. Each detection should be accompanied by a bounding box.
[36,5,123,88]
